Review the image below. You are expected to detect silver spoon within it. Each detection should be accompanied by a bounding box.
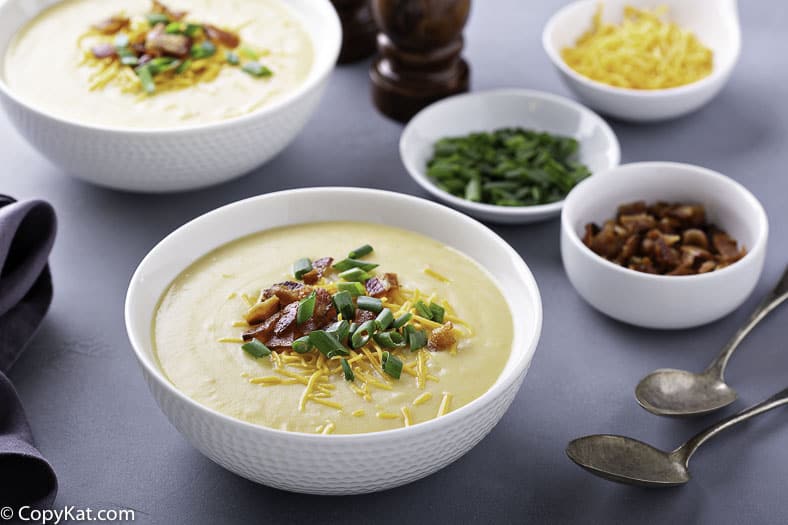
[567,386,788,487]
[635,265,788,417]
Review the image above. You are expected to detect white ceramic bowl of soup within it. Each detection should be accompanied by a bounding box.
[125,187,543,494]
[561,162,768,329]
[542,0,741,122]
[400,89,620,224]
[0,0,341,192]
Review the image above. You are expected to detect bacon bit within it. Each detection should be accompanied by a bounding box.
[302,257,333,285]
[274,303,298,335]
[146,23,191,58]
[428,322,456,351]
[91,43,117,59]
[262,281,311,306]
[152,0,187,21]
[243,296,279,325]
[242,311,281,341]
[204,24,240,48]
[354,309,375,323]
[92,15,129,35]
[365,273,399,298]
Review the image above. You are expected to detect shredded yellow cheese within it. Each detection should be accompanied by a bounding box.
[413,392,433,406]
[401,406,413,427]
[561,5,713,89]
[423,267,451,283]
[298,370,323,411]
[217,337,245,343]
[351,409,365,417]
[437,392,453,417]
[376,411,401,420]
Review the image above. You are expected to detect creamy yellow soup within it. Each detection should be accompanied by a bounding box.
[153,222,514,434]
[3,0,313,128]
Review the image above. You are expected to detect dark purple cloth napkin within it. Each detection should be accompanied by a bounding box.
[0,195,57,509]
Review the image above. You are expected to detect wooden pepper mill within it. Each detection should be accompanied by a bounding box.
[370,0,471,122]
[331,0,378,63]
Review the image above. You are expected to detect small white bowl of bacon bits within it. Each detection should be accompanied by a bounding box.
[561,162,768,329]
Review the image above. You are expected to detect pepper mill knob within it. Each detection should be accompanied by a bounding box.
[370,0,471,122]
[331,0,378,63]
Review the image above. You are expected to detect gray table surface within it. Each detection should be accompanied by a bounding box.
[3,1,787,523]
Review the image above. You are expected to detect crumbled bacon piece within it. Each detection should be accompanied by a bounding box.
[366,273,399,298]
[242,311,281,341]
[262,281,312,306]
[204,24,240,48]
[274,303,298,335]
[302,257,333,285]
[91,43,117,59]
[428,322,456,351]
[152,0,187,20]
[354,309,375,323]
[145,23,191,57]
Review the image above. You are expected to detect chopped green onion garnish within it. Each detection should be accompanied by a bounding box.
[392,312,412,329]
[225,51,240,65]
[350,320,376,349]
[341,358,354,381]
[429,303,445,323]
[184,23,202,37]
[293,257,312,280]
[242,61,273,78]
[349,322,359,335]
[332,258,379,272]
[241,339,271,358]
[296,292,316,325]
[308,330,348,357]
[414,300,433,320]
[373,331,404,349]
[240,46,259,60]
[337,282,365,296]
[135,65,155,94]
[339,268,370,282]
[148,56,178,74]
[292,335,312,354]
[165,21,183,33]
[146,13,170,25]
[326,320,350,344]
[407,327,428,351]
[175,59,192,74]
[357,296,383,313]
[190,40,216,59]
[348,244,373,259]
[375,308,394,331]
[332,291,355,321]
[381,351,403,379]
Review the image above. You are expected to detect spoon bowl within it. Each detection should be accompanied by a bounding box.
[635,369,738,417]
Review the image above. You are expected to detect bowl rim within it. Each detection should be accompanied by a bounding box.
[541,0,742,98]
[561,161,769,282]
[0,0,341,135]
[399,88,621,218]
[124,186,543,441]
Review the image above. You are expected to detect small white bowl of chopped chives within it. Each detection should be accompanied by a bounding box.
[400,89,621,224]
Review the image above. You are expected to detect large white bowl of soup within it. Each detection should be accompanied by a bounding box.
[125,187,543,494]
[0,0,340,192]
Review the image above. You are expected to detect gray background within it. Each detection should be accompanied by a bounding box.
[2,1,787,523]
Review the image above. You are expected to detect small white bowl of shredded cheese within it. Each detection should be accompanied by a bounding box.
[542,0,741,121]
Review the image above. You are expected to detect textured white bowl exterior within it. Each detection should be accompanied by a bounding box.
[0,0,341,192]
[542,0,741,122]
[561,162,768,329]
[125,188,542,494]
[400,89,620,224]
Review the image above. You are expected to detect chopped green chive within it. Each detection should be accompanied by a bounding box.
[135,65,155,94]
[293,258,312,280]
[375,308,394,331]
[292,335,312,354]
[341,358,354,381]
[357,296,383,313]
[225,51,240,65]
[296,292,316,325]
[407,327,428,351]
[429,303,446,323]
[337,282,365,296]
[348,244,373,259]
[414,300,433,320]
[308,330,348,357]
[326,320,350,344]
[242,61,272,78]
[146,13,170,25]
[350,320,376,349]
[339,268,370,282]
[373,331,404,349]
[332,291,355,321]
[241,339,271,358]
[392,312,412,329]
[165,21,183,33]
[332,258,379,272]
[148,56,178,74]
[381,351,403,379]
[190,40,216,59]
[175,59,192,74]
[184,23,202,37]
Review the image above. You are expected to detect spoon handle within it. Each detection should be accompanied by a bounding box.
[706,264,788,379]
[675,386,788,465]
